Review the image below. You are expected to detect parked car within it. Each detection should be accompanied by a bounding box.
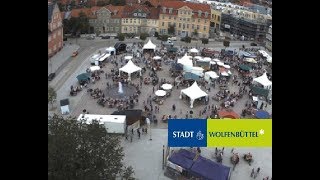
[168,37,177,41]
[101,35,110,39]
[86,35,95,40]
[48,73,55,81]
[250,42,257,46]
[72,51,78,57]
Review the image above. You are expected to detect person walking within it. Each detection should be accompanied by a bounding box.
[254,167,260,179]
[250,168,254,177]
[137,128,141,139]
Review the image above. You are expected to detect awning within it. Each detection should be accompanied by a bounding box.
[239,64,252,71]
[255,110,270,119]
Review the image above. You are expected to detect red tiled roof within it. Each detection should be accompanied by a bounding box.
[70,8,92,18]
[142,0,179,7]
[121,4,152,18]
[105,5,125,18]
[160,1,210,12]
[159,1,211,19]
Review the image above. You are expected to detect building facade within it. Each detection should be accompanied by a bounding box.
[265,25,272,51]
[158,1,211,38]
[88,5,123,34]
[48,2,63,59]
[121,4,159,35]
[210,9,221,32]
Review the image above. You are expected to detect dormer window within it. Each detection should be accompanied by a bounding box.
[204,12,208,18]
[169,8,173,14]
[162,7,166,13]
[198,10,202,17]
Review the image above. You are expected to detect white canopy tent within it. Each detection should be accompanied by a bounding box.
[189,48,199,53]
[142,39,156,50]
[180,81,208,108]
[119,60,142,80]
[212,58,221,62]
[194,56,203,60]
[202,57,211,62]
[204,71,219,83]
[178,53,193,71]
[253,73,272,90]
[217,62,224,66]
[223,64,231,69]
[221,71,229,76]
[191,67,204,77]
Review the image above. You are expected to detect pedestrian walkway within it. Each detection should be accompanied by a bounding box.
[48,43,80,76]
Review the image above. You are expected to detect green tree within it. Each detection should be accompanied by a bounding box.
[223,40,230,49]
[184,36,191,43]
[78,11,90,34]
[118,33,125,41]
[122,166,135,180]
[168,25,175,35]
[110,0,126,6]
[161,35,169,41]
[70,0,76,10]
[48,86,56,109]
[193,29,198,38]
[140,33,149,40]
[48,115,133,179]
[201,38,209,46]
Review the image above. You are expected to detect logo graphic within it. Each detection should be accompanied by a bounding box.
[196,131,204,140]
[259,129,265,135]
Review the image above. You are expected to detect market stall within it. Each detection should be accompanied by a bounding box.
[180,81,208,108]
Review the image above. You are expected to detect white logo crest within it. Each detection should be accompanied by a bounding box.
[196,131,204,140]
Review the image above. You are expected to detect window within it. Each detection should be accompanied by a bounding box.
[126,19,128,23]
[163,7,166,13]
[110,27,113,31]
[130,19,132,23]
[174,17,176,20]
[183,18,186,21]
[169,8,173,14]
[124,27,127,31]
[130,27,132,31]
[134,19,136,23]
[115,27,119,31]
[174,22,176,27]
[106,27,109,31]
[134,13,137,16]
[138,13,141,16]
[198,19,200,23]
[179,23,181,28]
[218,16,220,21]
[205,20,207,23]
[123,19,125,23]
[163,15,165,19]
[180,11,182,14]
[162,22,164,26]
[188,11,191,15]
[193,19,195,22]
[197,25,199,30]
[192,24,194,29]
[169,16,171,19]
[180,18,182,21]
[183,24,185,29]
[184,11,186,14]
[203,26,206,31]
[187,18,190,22]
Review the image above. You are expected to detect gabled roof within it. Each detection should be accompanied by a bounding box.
[159,1,211,19]
[160,1,210,12]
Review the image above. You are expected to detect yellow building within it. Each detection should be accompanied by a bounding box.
[121,4,159,35]
[159,1,211,38]
[210,9,221,32]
